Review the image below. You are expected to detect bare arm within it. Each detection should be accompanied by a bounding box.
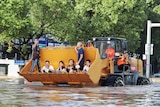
[30,52,33,60]
[30,47,35,60]
[30,45,35,60]
[75,47,78,53]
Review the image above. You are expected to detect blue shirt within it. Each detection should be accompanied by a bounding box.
[78,48,84,65]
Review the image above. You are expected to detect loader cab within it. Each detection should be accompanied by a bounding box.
[93,37,128,59]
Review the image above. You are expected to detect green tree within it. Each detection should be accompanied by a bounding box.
[0,0,33,59]
[60,0,148,50]
[0,0,152,59]
[137,0,160,58]
[0,0,32,41]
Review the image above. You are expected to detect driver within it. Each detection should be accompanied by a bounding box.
[105,45,115,60]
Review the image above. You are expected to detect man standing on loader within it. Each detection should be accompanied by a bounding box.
[75,42,84,70]
[30,39,41,73]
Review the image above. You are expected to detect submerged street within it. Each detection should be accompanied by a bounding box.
[0,76,160,107]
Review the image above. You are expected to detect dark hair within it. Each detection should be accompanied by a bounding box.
[86,59,91,63]
[59,61,65,69]
[45,60,50,63]
[59,61,64,64]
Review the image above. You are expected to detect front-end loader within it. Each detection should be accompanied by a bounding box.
[18,37,150,86]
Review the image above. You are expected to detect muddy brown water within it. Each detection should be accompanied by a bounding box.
[0,76,160,107]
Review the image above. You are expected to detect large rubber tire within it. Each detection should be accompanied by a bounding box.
[137,76,150,85]
[113,77,125,87]
[104,76,124,87]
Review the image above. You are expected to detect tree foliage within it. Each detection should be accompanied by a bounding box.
[137,0,160,59]
[71,0,148,51]
[0,0,32,41]
[0,0,160,59]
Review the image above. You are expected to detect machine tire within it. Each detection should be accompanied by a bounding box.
[104,76,124,87]
[113,77,125,87]
[137,76,150,85]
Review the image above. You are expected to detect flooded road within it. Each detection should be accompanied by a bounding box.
[0,77,160,107]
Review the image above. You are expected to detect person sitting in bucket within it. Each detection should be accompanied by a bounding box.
[41,60,55,73]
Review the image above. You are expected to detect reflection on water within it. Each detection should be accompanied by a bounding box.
[0,76,160,107]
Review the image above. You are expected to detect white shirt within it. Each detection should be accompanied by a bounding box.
[42,66,54,73]
[83,65,90,71]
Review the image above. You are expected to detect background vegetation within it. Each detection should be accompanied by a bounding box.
[0,0,160,63]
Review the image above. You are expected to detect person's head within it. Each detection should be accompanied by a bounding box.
[34,39,39,45]
[88,40,92,43]
[68,59,75,66]
[76,42,82,48]
[59,61,65,67]
[87,40,93,47]
[45,60,50,66]
[86,59,91,66]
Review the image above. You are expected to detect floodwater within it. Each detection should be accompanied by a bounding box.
[0,77,160,107]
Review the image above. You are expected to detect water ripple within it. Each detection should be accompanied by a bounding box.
[0,77,160,107]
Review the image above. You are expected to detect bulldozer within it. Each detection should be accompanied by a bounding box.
[18,37,150,86]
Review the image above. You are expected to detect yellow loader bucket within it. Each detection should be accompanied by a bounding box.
[19,46,109,86]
